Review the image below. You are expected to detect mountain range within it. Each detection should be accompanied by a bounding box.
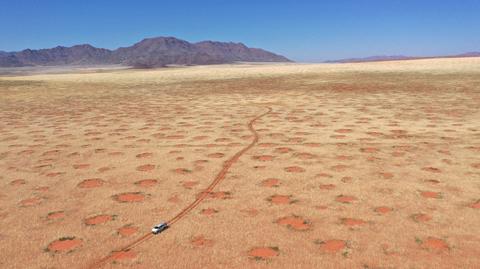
[327,52,480,63]
[0,37,291,68]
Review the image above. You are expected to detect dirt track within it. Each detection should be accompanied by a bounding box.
[1,58,479,268]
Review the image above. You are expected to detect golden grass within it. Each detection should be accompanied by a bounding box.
[0,58,479,268]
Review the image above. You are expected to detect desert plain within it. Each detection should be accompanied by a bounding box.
[0,58,480,268]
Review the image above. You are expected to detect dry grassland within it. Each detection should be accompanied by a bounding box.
[1,58,480,268]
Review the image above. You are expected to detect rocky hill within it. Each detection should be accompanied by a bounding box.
[0,37,291,67]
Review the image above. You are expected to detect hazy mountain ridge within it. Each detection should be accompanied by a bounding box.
[328,52,480,63]
[0,37,291,68]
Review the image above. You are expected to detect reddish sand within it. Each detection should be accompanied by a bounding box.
[335,195,357,203]
[261,178,280,187]
[470,200,480,209]
[284,166,305,173]
[135,179,158,187]
[254,155,274,161]
[269,195,292,204]
[182,181,199,189]
[47,211,65,220]
[207,152,225,158]
[374,206,392,214]
[295,152,316,159]
[20,197,42,207]
[412,213,432,222]
[136,164,155,171]
[277,216,310,230]
[248,247,279,260]
[319,184,336,190]
[341,218,367,227]
[77,178,104,188]
[204,191,231,199]
[421,237,449,251]
[10,179,26,186]
[136,152,153,158]
[118,226,138,236]
[317,239,347,253]
[174,168,192,174]
[191,235,215,247]
[421,191,442,199]
[113,192,145,202]
[47,237,82,252]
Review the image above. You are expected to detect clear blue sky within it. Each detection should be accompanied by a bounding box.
[1,0,479,61]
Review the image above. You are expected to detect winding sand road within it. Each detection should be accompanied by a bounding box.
[89,107,272,268]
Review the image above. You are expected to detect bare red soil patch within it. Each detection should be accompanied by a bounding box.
[47,211,65,220]
[330,164,348,171]
[73,164,90,169]
[422,167,442,173]
[420,191,442,199]
[136,152,153,158]
[316,239,347,253]
[20,197,42,207]
[275,147,292,153]
[419,237,449,251]
[268,195,292,204]
[253,155,274,161]
[334,129,353,133]
[118,225,138,236]
[380,172,394,179]
[284,166,305,173]
[136,164,155,171]
[412,213,432,222]
[98,166,112,173]
[77,178,104,188]
[46,172,65,177]
[316,172,333,178]
[182,181,199,189]
[35,186,49,192]
[319,184,335,190]
[277,216,311,231]
[174,168,192,174]
[295,152,316,159]
[469,200,480,209]
[113,192,145,203]
[84,214,113,225]
[204,191,231,200]
[336,155,354,161]
[135,179,158,187]
[191,235,215,247]
[207,152,224,158]
[341,218,367,227]
[374,206,392,214]
[248,247,279,260]
[361,147,379,153]
[335,195,357,204]
[47,237,82,253]
[10,179,26,186]
[261,178,280,187]
[425,179,441,184]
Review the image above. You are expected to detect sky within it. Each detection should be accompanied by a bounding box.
[1,0,479,62]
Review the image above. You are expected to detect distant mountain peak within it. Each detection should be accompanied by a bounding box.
[327,52,480,63]
[0,36,291,68]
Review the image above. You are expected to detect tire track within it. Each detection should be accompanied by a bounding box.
[88,106,272,268]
